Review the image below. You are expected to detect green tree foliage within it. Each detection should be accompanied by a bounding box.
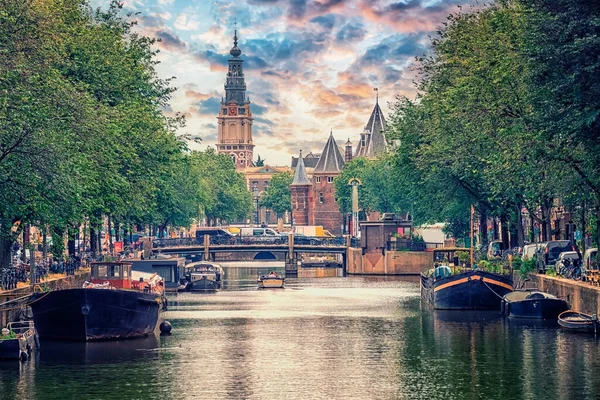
[0,0,251,265]
[259,172,293,218]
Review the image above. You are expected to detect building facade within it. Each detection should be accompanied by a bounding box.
[216,30,254,170]
[291,132,345,235]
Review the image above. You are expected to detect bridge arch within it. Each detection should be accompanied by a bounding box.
[253,251,277,260]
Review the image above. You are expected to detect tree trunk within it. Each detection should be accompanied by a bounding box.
[97,224,103,255]
[596,197,600,263]
[42,228,48,263]
[500,215,510,250]
[0,225,13,268]
[478,205,488,252]
[90,226,97,257]
[516,204,525,247]
[107,215,114,254]
[115,221,120,243]
[22,227,29,262]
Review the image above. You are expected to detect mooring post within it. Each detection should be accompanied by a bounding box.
[204,234,210,261]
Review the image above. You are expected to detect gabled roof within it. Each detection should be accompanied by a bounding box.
[313,131,345,174]
[291,151,311,186]
[355,101,387,157]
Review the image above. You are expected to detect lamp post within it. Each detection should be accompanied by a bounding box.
[252,185,259,226]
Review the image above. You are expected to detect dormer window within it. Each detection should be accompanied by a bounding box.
[361,136,366,147]
[316,177,321,183]
[327,176,334,183]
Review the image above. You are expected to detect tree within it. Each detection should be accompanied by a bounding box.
[255,155,265,167]
[259,172,293,218]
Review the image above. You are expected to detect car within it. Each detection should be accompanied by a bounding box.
[536,240,579,273]
[293,233,321,245]
[521,243,540,261]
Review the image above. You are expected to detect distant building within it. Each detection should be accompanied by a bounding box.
[245,165,293,225]
[291,131,345,235]
[216,29,254,170]
[290,152,320,169]
[354,97,387,158]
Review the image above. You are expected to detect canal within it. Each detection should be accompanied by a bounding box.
[2,262,600,399]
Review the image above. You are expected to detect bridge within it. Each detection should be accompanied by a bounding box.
[152,235,359,275]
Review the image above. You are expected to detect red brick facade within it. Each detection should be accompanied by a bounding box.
[310,173,343,235]
[290,184,311,226]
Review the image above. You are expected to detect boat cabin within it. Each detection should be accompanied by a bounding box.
[129,257,186,291]
[90,262,133,289]
[433,247,470,268]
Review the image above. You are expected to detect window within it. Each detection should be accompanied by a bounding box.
[319,192,324,203]
[327,176,334,183]
[361,136,366,147]
[226,146,231,150]
[252,181,258,185]
[264,181,269,186]
[231,154,236,164]
[233,146,238,150]
[239,108,246,115]
[222,108,228,115]
[316,176,321,183]
[110,265,120,277]
[96,265,108,278]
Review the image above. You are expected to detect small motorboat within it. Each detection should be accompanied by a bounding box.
[558,310,599,333]
[258,272,284,289]
[0,321,39,361]
[501,290,569,319]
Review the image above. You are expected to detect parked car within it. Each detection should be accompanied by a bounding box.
[239,228,284,244]
[293,233,322,246]
[239,228,282,237]
[521,244,540,261]
[536,240,579,273]
[195,228,236,244]
[487,240,505,260]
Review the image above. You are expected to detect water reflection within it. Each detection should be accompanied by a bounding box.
[2,263,600,399]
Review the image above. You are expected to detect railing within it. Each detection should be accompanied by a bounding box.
[386,240,427,252]
[153,235,348,249]
[0,258,81,291]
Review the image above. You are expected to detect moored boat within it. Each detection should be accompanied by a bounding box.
[558,310,599,333]
[185,262,224,291]
[31,262,166,341]
[0,321,39,361]
[258,272,284,289]
[501,290,568,319]
[420,248,513,310]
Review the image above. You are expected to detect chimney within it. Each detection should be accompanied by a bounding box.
[345,138,353,163]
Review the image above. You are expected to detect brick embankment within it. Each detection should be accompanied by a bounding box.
[347,247,432,275]
[0,271,90,327]
[530,274,600,316]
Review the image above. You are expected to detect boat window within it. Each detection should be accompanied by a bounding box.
[96,265,108,278]
[111,265,120,278]
[123,267,129,279]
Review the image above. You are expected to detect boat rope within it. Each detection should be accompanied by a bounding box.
[482,279,505,299]
[0,291,53,312]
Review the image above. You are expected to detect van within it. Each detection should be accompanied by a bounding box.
[521,244,540,261]
[240,228,281,237]
[536,240,579,273]
[195,228,235,240]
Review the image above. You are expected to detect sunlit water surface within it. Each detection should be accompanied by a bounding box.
[2,261,600,400]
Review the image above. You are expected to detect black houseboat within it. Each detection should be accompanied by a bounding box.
[421,248,513,310]
[31,262,165,341]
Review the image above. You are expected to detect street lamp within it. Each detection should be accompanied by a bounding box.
[252,185,259,226]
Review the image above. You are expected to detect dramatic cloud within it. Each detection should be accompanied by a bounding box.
[105,0,474,166]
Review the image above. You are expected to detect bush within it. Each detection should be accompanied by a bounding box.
[456,251,469,263]
[518,258,536,279]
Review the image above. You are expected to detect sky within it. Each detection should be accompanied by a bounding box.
[91,0,471,166]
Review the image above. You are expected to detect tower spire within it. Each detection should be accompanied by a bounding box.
[374,87,379,104]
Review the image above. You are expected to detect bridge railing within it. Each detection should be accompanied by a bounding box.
[153,235,349,248]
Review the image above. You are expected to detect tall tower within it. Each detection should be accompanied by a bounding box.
[216,28,254,169]
[290,151,312,227]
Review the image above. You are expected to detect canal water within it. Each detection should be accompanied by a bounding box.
[2,262,600,399]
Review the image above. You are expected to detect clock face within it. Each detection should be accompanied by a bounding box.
[228,107,238,116]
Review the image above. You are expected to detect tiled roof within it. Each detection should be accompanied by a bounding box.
[291,151,311,185]
[313,131,345,173]
[355,101,387,157]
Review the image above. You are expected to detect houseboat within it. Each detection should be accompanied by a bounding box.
[130,256,189,292]
[501,290,568,319]
[185,262,224,291]
[31,262,166,341]
[420,247,513,310]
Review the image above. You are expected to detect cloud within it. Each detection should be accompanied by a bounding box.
[336,22,366,43]
[174,14,200,31]
[197,97,222,115]
[157,31,186,52]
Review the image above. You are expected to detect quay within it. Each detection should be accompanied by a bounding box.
[531,274,600,316]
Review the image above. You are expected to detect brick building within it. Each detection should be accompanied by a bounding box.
[291,131,345,235]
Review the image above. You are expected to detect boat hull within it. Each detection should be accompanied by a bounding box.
[421,270,513,310]
[558,311,599,333]
[258,277,284,288]
[190,276,220,291]
[0,331,37,360]
[503,294,568,319]
[31,289,162,341]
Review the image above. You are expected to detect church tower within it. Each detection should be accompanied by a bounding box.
[216,29,254,169]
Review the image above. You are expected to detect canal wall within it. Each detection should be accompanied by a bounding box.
[347,248,432,275]
[531,274,600,316]
[0,272,90,327]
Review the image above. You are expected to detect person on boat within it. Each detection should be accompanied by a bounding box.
[268,271,277,277]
